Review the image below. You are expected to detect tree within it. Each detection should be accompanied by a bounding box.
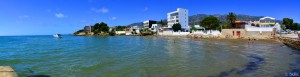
[222,23,231,29]
[255,24,260,27]
[109,29,116,36]
[99,22,109,32]
[115,26,127,31]
[191,25,197,31]
[200,16,220,30]
[292,23,300,30]
[157,20,163,24]
[172,23,182,32]
[74,29,84,35]
[93,23,101,34]
[157,19,167,26]
[298,23,300,30]
[283,18,293,29]
[92,22,109,34]
[251,23,255,26]
[226,12,237,28]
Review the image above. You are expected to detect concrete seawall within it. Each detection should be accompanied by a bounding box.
[280,37,300,50]
[0,66,18,77]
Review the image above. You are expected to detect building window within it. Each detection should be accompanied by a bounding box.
[232,31,235,36]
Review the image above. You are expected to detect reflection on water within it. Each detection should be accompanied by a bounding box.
[0,35,299,77]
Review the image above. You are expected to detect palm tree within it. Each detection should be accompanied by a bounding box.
[226,12,236,28]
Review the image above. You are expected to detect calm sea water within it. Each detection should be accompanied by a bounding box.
[0,35,300,77]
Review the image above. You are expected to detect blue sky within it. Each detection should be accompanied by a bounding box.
[0,0,299,36]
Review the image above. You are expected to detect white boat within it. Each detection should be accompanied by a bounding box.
[53,34,62,38]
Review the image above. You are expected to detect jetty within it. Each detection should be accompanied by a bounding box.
[0,66,18,77]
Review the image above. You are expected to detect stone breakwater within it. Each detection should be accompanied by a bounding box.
[280,37,300,50]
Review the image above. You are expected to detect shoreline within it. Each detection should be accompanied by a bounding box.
[73,34,300,50]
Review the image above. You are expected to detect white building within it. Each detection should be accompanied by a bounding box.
[131,26,142,34]
[167,8,189,31]
[150,24,162,32]
[194,25,205,30]
[259,16,276,27]
[249,16,276,27]
[246,17,281,32]
[143,20,157,29]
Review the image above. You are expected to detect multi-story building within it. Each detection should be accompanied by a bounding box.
[167,8,189,30]
[84,26,93,33]
[143,20,157,28]
[259,17,276,27]
[249,17,276,27]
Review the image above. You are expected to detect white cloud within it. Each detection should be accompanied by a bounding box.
[143,7,148,11]
[18,15,29,18]
[55,13,65,18]
[91,8,109,13]
[109,17,117,20]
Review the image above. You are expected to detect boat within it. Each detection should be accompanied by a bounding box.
[53,34,62,38]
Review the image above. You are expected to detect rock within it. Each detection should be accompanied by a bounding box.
[280,37,300,50]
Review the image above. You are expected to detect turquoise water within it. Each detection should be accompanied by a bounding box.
[0,35,300,77]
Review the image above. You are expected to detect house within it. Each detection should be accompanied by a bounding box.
[84,26,93,33]
[259,17,276,27]
[131,25,142,34]
[167,8,189,31]
[115,31,126,35]
[221,17,281,39]
[150,24,162,32]
[143,20,157,29]
[222,21,248,38]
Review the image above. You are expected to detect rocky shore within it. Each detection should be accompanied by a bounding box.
[187,34,300,50]
[279,37,300,50]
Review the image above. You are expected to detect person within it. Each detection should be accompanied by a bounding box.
[248,37,251,44]
[251,37,255,44]
[173,39,175,43]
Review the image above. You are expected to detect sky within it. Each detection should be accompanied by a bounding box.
[0,0,299,36]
